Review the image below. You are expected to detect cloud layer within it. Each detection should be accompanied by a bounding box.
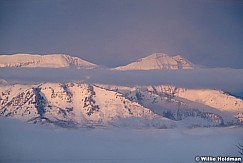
[1,68,243,93]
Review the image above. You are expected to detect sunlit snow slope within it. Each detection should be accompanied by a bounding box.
[1,82,243,128]
[0,83,174,128]
[114,53,195,70]
[97,84,243,126]
[0,54,98,68]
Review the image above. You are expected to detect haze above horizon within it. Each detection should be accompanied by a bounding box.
[0,0,242,68]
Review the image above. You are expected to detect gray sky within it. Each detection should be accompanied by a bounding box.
[0,0,243,68]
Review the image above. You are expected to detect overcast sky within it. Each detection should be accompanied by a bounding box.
[0,0,243,68]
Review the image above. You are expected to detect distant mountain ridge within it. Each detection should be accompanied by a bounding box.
[0,52,196,70]
[114,53,196,70]
[0,54,98,69]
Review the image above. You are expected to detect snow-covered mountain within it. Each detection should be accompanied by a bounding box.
[0,83,174,128]
[96,84,243,126]
[114,53,196,70]
[1,82,242,128]
[0,54,98,69]
[0,53,196,70]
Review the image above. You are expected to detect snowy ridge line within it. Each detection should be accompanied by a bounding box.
[96,84,243,126]
[0,82,175,129]
[0,53,98,69]
[0,82,243,128]
[0,52,196,70]
[114,53,196,70]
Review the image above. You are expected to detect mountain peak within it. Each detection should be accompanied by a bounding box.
[114,52,196,70]
[145,53,169,58]
[0,53,98,69]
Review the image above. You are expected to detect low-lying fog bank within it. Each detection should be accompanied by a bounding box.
[0,118,242,163]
